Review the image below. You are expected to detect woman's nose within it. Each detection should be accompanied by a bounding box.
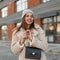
[28,16,31,19]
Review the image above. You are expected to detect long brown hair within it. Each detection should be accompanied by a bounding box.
[16,14,35,33]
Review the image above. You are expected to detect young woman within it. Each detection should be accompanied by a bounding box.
[11,9,48,60]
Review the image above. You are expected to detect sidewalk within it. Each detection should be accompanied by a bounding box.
[46,43,60,60]
[0,40,18,60]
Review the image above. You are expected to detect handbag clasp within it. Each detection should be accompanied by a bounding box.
[32,52,35,55]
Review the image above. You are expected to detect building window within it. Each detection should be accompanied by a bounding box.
[2,25,8,40]
[43,0,50,3]
[16,0,28,12]
[1,6,8,17]
[42,16,60,43]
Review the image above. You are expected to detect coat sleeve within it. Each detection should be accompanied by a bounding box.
[11,31,24,54]
[30,27,48,52]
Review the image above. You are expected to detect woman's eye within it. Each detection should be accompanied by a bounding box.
[26,15,29,17]
[26,15,33,18]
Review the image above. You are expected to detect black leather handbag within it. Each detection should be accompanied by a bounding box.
[25,46,41,59]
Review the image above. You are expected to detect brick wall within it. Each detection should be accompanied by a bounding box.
[7,24,16,41]
[8,2,16,15]
[35,18,43,27]
[8,2,16,41]
[28,0,42,8]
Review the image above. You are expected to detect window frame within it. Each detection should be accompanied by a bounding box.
[42,15,60,43]
[16,0,28,12]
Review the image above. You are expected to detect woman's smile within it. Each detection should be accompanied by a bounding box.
[25,12,34,25]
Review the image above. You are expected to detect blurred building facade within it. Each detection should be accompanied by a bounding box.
[0,0,60,44]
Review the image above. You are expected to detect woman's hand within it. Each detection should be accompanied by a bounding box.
[19,30,32,45]
[26,30,32,41]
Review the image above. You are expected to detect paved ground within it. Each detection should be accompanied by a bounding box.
[0,40,60,60]
[46,44,60,60]
[0,40,18,60]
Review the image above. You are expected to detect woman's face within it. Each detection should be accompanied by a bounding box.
[24,12,34,25]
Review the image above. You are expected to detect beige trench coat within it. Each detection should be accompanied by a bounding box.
[11,24,48,60]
